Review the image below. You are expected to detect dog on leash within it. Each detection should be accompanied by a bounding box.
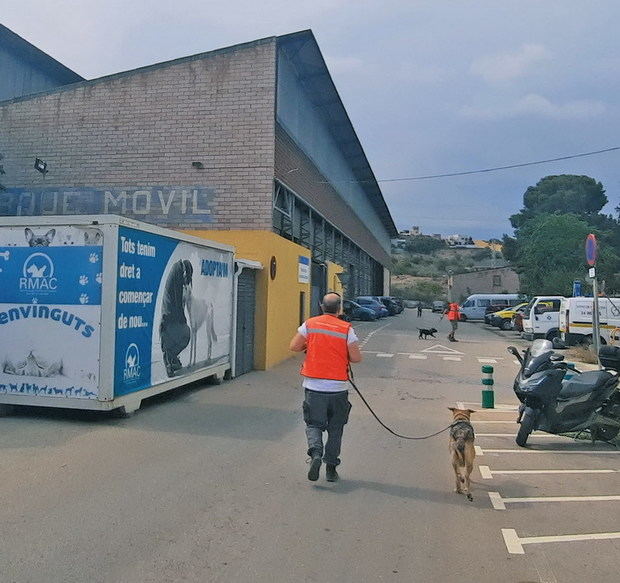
[448,407,476,501]
[418,327,437,339]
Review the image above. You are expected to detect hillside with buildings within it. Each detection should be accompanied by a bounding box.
[391,227,519,302]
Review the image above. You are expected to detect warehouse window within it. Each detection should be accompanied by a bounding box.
[273,184,292,216]
[272,180,384,295]
[492,275,502,287]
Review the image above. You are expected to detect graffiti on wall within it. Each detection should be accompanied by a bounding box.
[0,187,215,225]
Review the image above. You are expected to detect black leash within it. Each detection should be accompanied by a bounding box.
[347,368,451,440]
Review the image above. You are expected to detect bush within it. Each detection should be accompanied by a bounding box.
[404,236,447,255]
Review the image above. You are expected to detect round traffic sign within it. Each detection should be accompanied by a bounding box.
[585,233,597,266]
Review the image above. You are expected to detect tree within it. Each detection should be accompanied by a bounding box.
[404,235,446,254]
[510,175,607,229]
[509,213,620,295]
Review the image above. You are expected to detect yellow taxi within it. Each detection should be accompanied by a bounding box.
[489,302,529,330]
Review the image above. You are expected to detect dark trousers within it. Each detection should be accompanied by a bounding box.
[303,389,352,466]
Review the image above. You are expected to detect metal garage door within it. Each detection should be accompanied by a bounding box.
[235,268,256,376]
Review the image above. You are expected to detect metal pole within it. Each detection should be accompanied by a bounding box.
[447,271,453,303]
[592,275,601,367]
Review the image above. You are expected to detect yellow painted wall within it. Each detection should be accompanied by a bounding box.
[473,239,503,252]
[326,261,344,296]
[184,229,311,370]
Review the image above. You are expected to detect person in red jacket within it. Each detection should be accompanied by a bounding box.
[289,293,362,482]
[443,302,461,342]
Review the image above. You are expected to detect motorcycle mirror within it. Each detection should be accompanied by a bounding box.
[550,354,565,362]
[507,346,524,364]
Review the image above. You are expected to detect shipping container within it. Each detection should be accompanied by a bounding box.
[0,215,234,415]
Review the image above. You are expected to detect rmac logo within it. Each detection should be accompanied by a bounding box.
[123,343,141,382]
[19,253,58,291]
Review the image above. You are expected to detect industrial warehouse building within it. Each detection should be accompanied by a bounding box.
[0,26,397,371]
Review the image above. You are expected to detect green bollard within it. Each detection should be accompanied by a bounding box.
[481,364,495,408]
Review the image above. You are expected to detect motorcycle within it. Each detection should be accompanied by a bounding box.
[507,339,620,446]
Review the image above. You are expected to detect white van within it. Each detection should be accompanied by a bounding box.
[459,294,522,321]
[559,297,620,346]
[521,296,564,341]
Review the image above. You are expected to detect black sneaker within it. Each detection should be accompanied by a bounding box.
[325,464,339,482]
[307,456,321,481]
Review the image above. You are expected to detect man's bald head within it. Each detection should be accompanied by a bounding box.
[321,293,342,314]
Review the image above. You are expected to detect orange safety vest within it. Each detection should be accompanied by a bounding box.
[300,314,351,381]
[447,303,460,321]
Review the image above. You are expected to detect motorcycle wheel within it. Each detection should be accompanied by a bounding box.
[516,408,536,447]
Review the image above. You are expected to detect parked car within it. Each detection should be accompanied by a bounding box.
[343,299,377,321]
[489,302,529,330]
[404,300,420,309]
[521,296,564,341]
[375,296,401,315]
[356,296,389,318]
[484,304,513,325]
[459,294,522,321]
[559,296,620,346]
[432,300,446,313]
[386,296,405,313]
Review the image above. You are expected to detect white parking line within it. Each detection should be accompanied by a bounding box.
[490,491,620,510]
[474,420,518,424]
[479,466,617,479]
[477,433,568,438]
[463,402,518,411]
[478,358,498,363]
[376,353,394,358]
[358,322,392,348]
[502,528,620,555]
[409,354,427,360]
[443,356,462,361]
[478,447,619,455]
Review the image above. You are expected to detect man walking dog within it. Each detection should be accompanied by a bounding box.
[289,293,362,482]
[443,302,461,342]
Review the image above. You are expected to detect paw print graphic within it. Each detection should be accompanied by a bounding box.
[95,273,103,284]
[31,298,39,304]
[89,253,99,263]
[79,293,89,304]
[79,275,89,285]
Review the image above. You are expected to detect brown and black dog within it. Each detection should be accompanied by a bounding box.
[448,407,476,501]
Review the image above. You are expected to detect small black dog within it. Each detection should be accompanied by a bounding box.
[418,327,437,339]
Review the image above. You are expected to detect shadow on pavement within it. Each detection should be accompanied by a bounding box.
[0,379,299,446]
[313,478,488,507]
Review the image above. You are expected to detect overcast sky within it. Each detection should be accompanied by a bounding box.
[4,1,620,239]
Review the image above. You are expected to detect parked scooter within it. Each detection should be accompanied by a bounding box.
[507,340,620,446]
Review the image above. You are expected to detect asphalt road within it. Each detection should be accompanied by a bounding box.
[1,309,618,582]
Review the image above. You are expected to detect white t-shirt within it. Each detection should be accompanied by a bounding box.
[297,321,359,392]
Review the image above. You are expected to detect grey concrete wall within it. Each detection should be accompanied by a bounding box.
[0,39,276,229]
[452,267,520,302]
